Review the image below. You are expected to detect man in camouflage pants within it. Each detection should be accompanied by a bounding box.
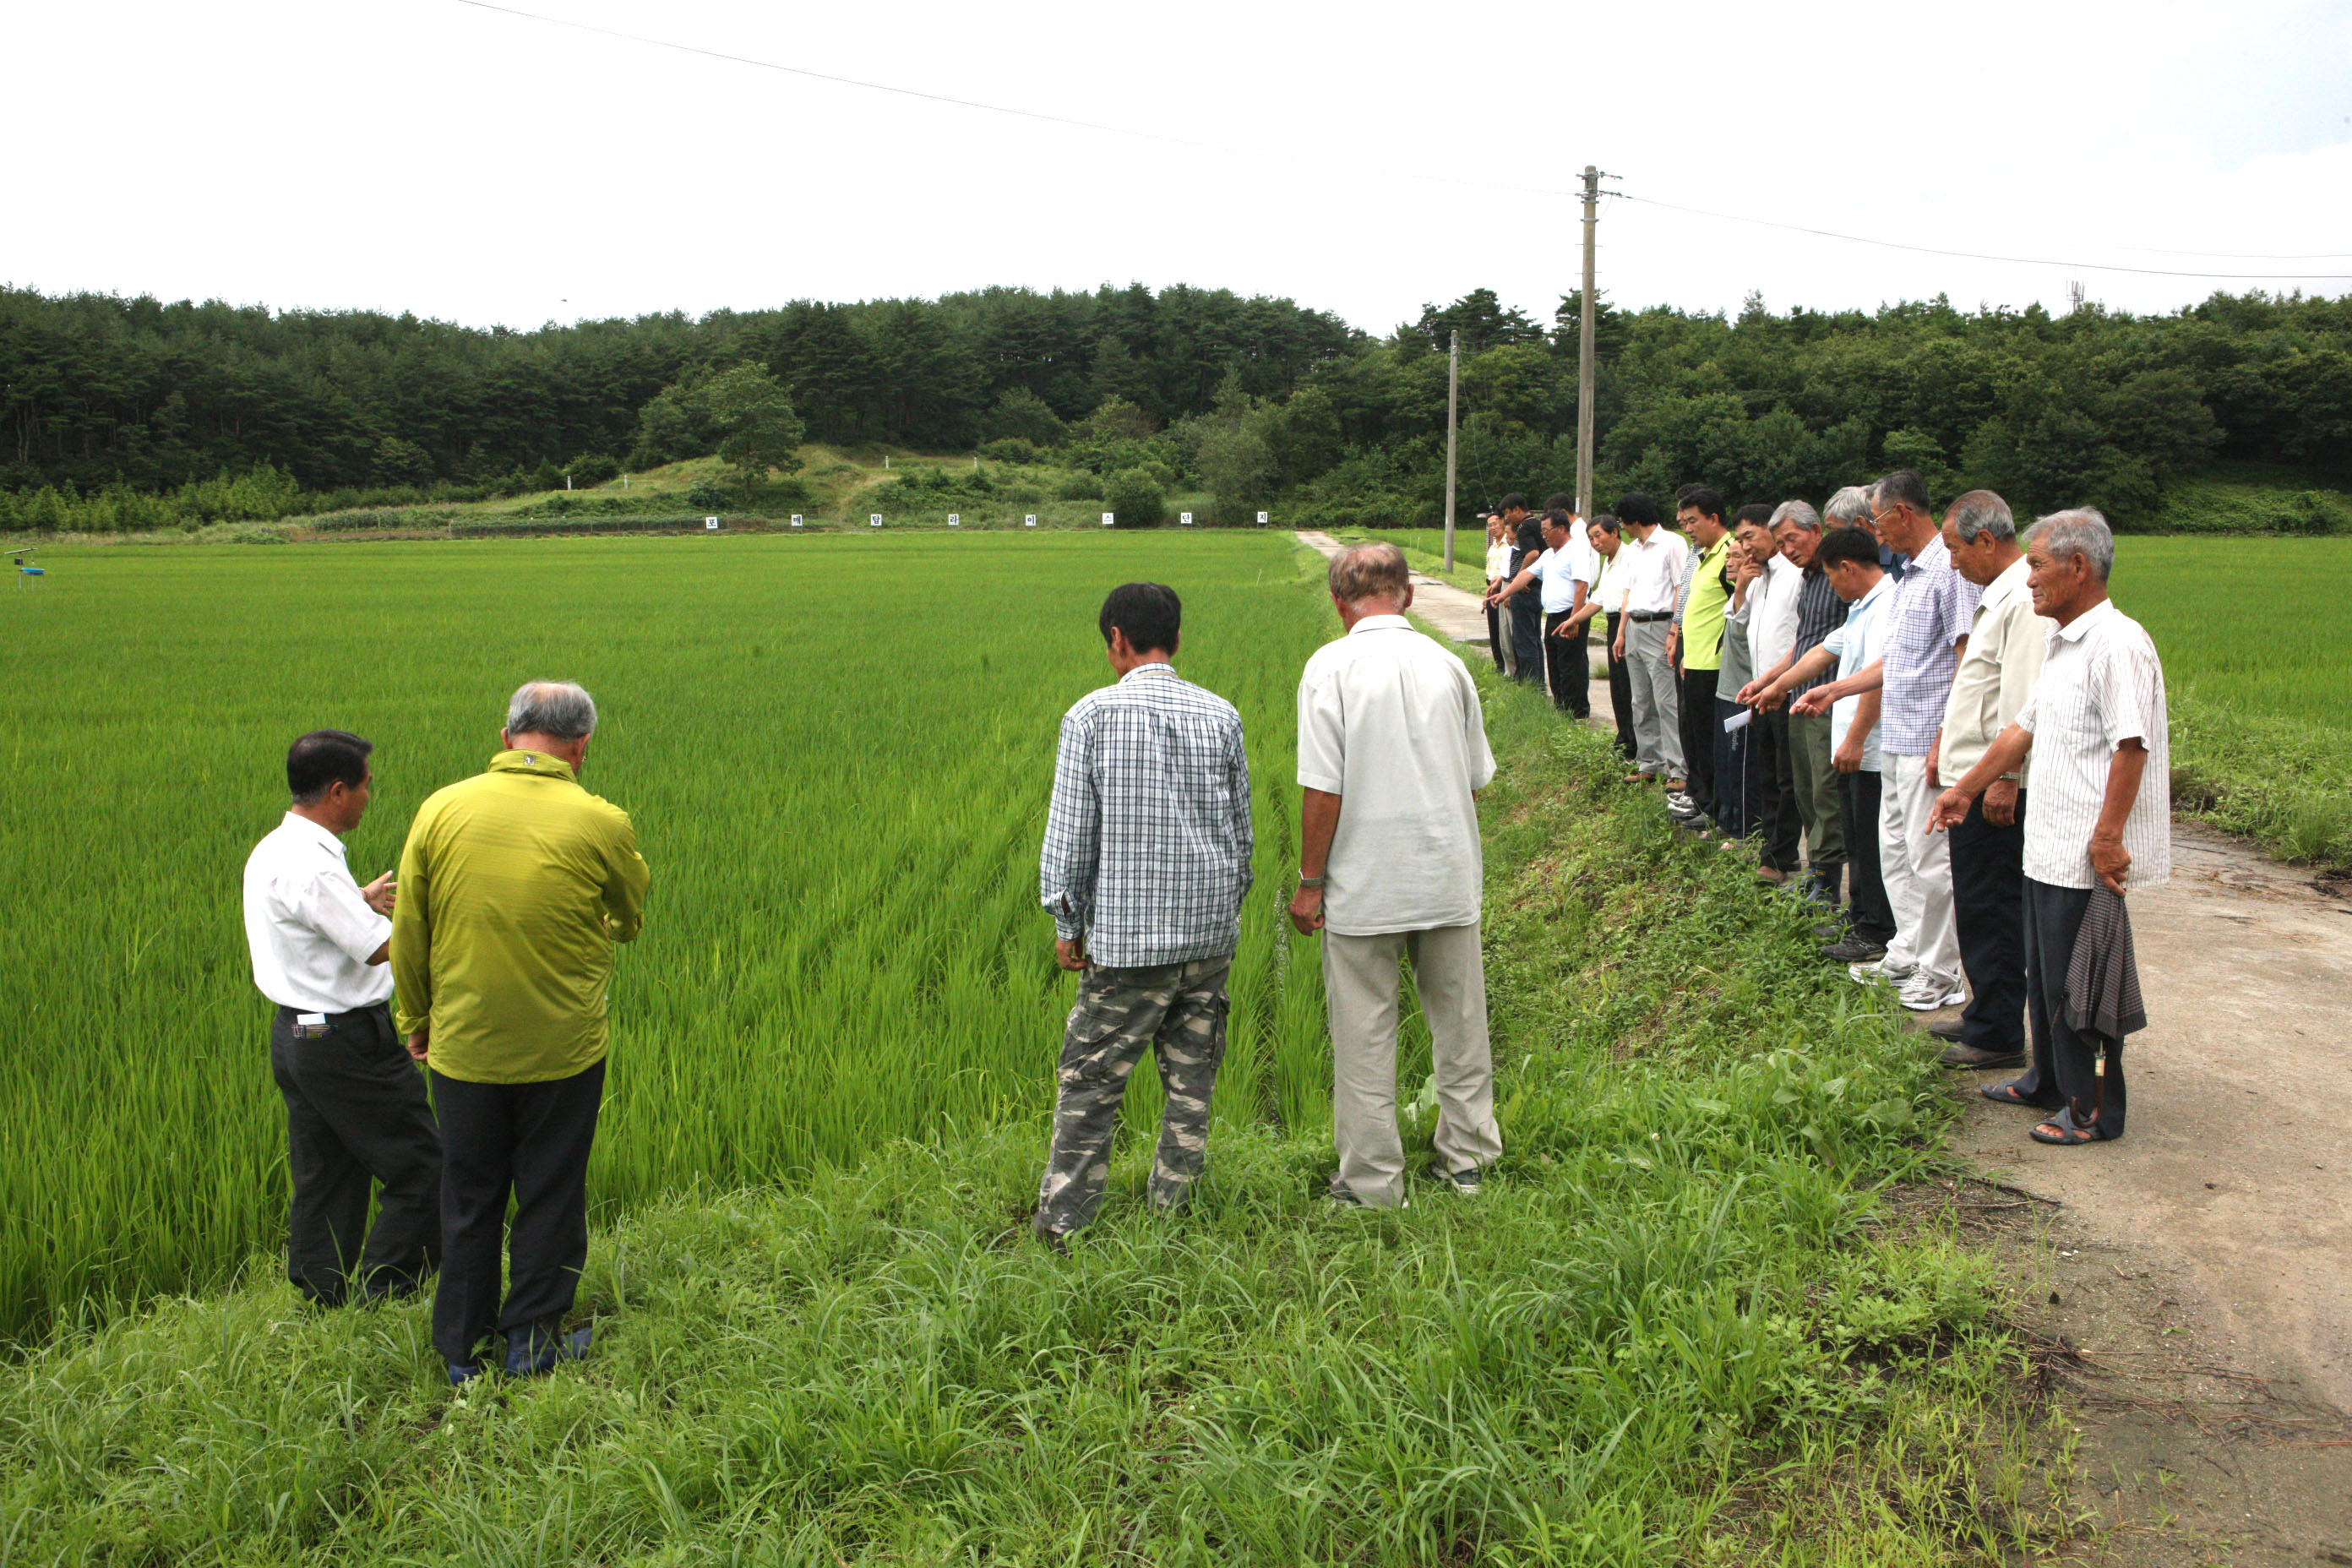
[1035,583,1253,1244]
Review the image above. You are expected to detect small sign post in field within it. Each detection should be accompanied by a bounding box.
[1257,510,1269,525]
[1024,514,1037,527]
[1180,511,1193,526]
[948,513,960,528]
[705,516,719,531]
[790,514,803,528]
[869,514,883,528]
[1102,512,1114,528]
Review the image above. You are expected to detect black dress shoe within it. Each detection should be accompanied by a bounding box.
[1819,935,1886,965]
[1925,1018,1966,1042]
[1938,1041,2026,1069]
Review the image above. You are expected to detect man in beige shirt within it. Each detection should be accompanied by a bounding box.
[1928,491,2048,1069]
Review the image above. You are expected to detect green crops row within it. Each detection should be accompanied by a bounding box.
[0,531,1337,1341]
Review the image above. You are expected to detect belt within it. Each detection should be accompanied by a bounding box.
[275,1000,390,1023]
[1629,610,1674,622]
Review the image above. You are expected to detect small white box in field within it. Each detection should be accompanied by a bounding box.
[1257,510,1269,525]
[1179,511,1193,525]
[948,513,960,527]
[1024,514,1037,527]
[705,516,719,530]
[790,514,803,527]
[869,514,883,528]
[1102,512,1114,527]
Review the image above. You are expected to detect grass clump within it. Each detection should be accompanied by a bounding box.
[0,656,2050,1563]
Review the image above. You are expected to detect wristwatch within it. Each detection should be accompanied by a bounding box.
[1297,872,1326,887]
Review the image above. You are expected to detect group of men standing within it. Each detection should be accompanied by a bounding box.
[1487,471,2170,1147]
[242,682,649,1384]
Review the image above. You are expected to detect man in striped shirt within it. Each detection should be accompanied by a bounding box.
[1932,509,2170,1145]
[1035,583,1254,1244]
[1740,493,1853,903]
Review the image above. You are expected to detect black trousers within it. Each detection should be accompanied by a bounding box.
[1510,601,1544,682]
[1543,611,1590,717]
[1838,770,1897,944]
[431,1059,604,1364]
[1603,614,1637,760]
[270,1002,441,1304]
[2011,879,2126,1137]
[1756,709,1802,874]
[1484,597,1507,674]
[1711,697,1764,838]
[1677,667,1718,808]
[1949,792,2029,1056]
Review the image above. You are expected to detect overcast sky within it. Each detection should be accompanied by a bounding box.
[15,0,2351,335]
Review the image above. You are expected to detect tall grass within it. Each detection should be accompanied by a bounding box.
[0,653,2044,1565]
[0,532,1333,1338]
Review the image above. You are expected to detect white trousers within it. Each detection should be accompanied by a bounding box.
[1881,752,1962,987]
[1624,621,1683,778]
[1320,923,1502,1208]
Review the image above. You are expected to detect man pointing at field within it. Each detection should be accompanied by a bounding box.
[1034,583,1254,1246]
[1292,542,1502,1206]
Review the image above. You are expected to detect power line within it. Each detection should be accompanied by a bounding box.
[1610,193,2352,282]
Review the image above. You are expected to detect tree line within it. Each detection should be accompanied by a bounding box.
[4,278,2346,531]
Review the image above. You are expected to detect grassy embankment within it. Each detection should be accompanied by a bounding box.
[0,536,2051,1563]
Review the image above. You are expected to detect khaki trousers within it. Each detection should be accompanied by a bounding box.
[1321,922,1502,1207]
[1786,711,1846,871]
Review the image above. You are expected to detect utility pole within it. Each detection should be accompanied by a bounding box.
[1575,164,1601,520]
[1443,329,1460,573]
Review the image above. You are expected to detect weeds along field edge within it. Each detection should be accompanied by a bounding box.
[0,618,2050,1565]
[0,532,1336,1341]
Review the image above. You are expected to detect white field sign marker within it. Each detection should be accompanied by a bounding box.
[1257,510,1269,525]
[1024,514,1037,528]
[790,514,803,527]
[869,514,883,528]
[705,516,720,531]
[1102,512,1114,528]
[948,513,960,528]
[1180,511,1193,525]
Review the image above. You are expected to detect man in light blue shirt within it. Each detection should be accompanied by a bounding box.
[1819,529,1897,961]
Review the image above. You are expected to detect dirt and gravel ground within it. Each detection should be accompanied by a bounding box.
[1294,534,2352,1565]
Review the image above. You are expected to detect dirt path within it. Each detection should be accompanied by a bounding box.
[1295,529,2352,1561]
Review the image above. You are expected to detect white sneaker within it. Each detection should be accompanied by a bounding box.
[1848,958,1916,986]
[1898,974,1968,1012]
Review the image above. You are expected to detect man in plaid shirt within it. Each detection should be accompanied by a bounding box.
[1033,582,1253,1245]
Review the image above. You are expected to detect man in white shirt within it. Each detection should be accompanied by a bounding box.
[1931,509,2170,1146]
[1928,492,2050,1070]
[242,730,440,1304]
[1571,515,1637,760]
[1291,542,1502,1207]
[1608,493,1689,788]
[1484,509,1596,718]
[1748,503,1809,878]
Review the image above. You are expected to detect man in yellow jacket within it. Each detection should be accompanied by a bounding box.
[394,681,650,1383]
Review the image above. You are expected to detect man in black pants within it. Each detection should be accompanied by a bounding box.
[395,681,651,1383]
[1487,509,1595,717]
[242,730,440,1305]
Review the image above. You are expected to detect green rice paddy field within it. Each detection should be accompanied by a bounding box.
[0,532,2061,1560]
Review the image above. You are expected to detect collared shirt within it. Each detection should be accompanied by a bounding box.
[1617,529,1690,615]
[1565,520,1601,592]
[1484,540,1511,583]
[1593,552,1626,614]
[392,750,651,1084]
[1039,662,1253,969]
[1880,534,1983,756]
[1751,553,1802,675]
[1298,615,1495,935]
[1533,546,1594,614]
[1674,533,1733,670]
[1824,573,1895,773]
[1719,584,1756,692]
[1788,566,1848,698]
[2017,600,2171,890]
[1941,556,2049,786]
[242,811,395,1014]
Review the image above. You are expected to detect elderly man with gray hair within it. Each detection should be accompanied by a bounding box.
[1928,491,2050,1069]
[1290,542,1502,1206]
[394,681,651,1382]
[1932,510,2169,1145]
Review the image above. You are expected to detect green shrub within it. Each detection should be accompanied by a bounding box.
[1055,471,1104,502]
[684,479,733,510]
[978,438,1042,465]
[1104,467,1167,528]
[564,454,621,487]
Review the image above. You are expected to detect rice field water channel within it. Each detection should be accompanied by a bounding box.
[0,531,1343,1338]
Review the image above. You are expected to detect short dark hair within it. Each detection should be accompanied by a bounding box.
[1674,483,1726,523]
[1874,469,1931,515]
[1543,508,1573,531]
[1614,492,1659,528]
[1734,503,1775,530]
[287,730,373,803]
[1498,492,1529,512]
[1815,525,1881,571]
[1589,513,1621,536]
[1542,492,1572,513]
[1098,581,1181,655]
